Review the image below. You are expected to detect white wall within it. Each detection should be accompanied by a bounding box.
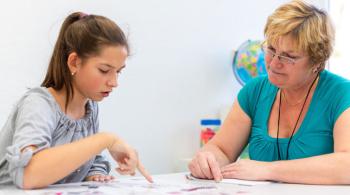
[0,0,326,175]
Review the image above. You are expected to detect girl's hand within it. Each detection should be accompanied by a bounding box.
[85,174,115,182]
[221,159,271,181]
[108,137,153,183]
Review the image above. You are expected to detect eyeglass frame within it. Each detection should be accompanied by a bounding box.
[262,46,305,65]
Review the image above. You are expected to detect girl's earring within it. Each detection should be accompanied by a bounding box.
[71,72,76,76]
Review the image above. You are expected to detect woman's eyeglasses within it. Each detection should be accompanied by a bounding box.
[262,47,303,65]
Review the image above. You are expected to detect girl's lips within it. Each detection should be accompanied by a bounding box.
[101,92,110,97]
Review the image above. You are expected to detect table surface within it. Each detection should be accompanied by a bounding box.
[1,172,350,195]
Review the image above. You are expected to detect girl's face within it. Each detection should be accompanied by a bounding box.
[265,35,315,90]
[72,45,128,101]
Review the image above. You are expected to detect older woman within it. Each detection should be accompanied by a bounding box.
[189,0,350,184]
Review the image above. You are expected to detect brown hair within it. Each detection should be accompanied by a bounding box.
[41,12,128,111]
[264,0,334,70]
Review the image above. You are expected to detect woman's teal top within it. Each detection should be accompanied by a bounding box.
[238,70,350,161]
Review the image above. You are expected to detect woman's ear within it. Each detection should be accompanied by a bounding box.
[67,52,82,75]
[313,64,321,73]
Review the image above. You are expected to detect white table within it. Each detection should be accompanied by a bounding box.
[1,172,350,195]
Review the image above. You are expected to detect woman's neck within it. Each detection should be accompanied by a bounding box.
[282,75,319,104]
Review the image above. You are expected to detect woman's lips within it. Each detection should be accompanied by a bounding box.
[269,69,284,75]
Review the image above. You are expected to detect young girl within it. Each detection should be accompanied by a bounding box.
[0,12,152,189]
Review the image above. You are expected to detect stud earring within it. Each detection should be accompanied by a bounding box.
[71,72,76,76]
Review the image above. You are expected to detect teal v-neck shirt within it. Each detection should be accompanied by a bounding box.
[238,70,350,161]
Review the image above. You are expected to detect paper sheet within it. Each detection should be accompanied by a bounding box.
[26,178,219,195]
[185,174,272,186]
[25,175,262,195]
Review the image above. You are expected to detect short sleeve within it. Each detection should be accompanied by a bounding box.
[5,93,56,188]
[237,76,266,119]
[331,81,350,123]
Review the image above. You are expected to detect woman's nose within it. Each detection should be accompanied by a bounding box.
[268,55,282,69]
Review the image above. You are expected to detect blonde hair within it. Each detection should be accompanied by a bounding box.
[264,0,334,70]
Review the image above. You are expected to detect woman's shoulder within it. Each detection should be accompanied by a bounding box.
[246,75,269,85]
[242,75,276,94]
[246,75,274,86]
[321,70,349,81]
[318,70,350,122]
[319,70,350,91]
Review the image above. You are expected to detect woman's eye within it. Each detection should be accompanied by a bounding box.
[268,46,275,52]
[286,54,297,59]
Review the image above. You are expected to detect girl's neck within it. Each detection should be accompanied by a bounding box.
[48,87,88,120]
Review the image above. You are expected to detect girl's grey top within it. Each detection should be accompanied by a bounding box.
[0,87,110,188]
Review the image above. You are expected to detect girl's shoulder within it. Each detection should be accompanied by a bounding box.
[16,87,59,114]
[20,87,56,103]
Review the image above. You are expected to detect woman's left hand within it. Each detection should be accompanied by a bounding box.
[220,159,271,181]
[85,174,115,182]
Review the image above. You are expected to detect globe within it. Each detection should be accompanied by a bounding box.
[232,40,267,86]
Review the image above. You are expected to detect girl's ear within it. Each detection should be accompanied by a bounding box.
[67,52,82,75]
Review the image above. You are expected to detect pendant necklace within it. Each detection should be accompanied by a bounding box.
[277,75,319,160]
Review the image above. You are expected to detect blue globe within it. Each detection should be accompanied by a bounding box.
[232,40,267,86]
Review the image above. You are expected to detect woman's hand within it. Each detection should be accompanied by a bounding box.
[108,137,153,183]
[85,174,114,182]
[221,159,271,181]
[188,151,222,181]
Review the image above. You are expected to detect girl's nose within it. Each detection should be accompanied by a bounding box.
[108,74,118,88]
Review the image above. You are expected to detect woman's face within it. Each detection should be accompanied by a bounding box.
[73,45,128,101]
[265,35,315,90]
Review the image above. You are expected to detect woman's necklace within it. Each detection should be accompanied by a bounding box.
[282,90,308,106]
[277,75,319,160]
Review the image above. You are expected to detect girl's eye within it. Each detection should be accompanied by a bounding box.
[99,69,109,74]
